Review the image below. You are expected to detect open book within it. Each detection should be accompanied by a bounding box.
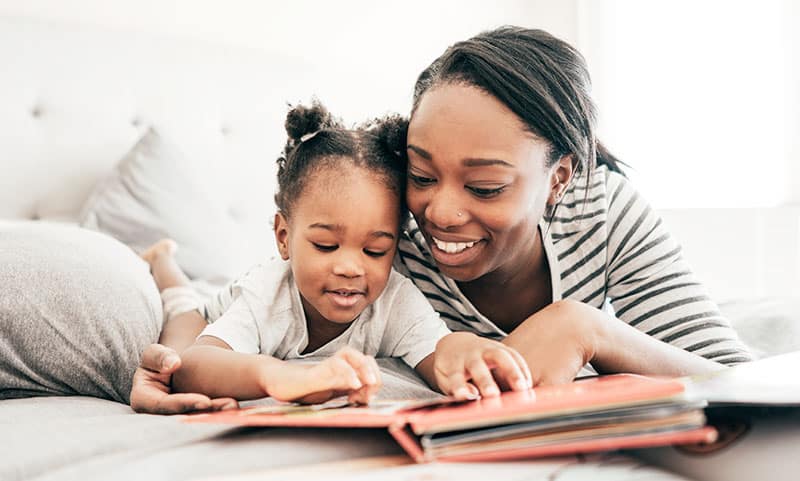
[183,352,800,463]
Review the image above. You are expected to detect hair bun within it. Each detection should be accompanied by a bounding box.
[370,114,408,158]
[285,99,338,144]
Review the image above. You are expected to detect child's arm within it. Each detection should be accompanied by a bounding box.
[174,336,381,404]
[415,332,532,400]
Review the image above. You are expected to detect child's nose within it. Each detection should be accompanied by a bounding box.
[332,252,365,278]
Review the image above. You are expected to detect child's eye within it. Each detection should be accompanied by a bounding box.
[364,249,388,258]
[312,243,338,252]
[409,172,436,187]
[466,185,507,198]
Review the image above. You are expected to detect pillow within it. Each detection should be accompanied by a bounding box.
[0,221,162,403]
[79,127,258,286]
[719,297,800,359]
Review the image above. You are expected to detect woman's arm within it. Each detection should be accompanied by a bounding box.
[502,299,724,386]
[602,172,753,366]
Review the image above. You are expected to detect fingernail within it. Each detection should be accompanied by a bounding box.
[366,373,377,384]
[455,387,478,400]
[485,386,500,397]
[222,401,237,411]
[163,354,180,369]
[515,379,530,390]
[193,402,209,411]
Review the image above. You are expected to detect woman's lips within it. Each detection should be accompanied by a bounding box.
[428,235,485,267]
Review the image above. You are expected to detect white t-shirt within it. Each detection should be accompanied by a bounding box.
[200,259,451,369]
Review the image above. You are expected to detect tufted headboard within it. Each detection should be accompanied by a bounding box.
[0,16,324,259]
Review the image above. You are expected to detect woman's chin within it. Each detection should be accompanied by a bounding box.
[430,238,487,274]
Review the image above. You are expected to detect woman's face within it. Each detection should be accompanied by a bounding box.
[406,83,558,283]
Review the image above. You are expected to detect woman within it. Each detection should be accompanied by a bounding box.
[130,26,752,414]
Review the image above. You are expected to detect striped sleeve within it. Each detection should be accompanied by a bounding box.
[603,172,754,365]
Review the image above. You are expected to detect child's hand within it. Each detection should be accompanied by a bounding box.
[433,332,532,400]
[263,347,382,405]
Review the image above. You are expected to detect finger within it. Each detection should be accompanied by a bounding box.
[506,347,533,389]
[134,391,213,415]
[210,397,239,411]
[324,357,362,391]
[465,357,500,398]
[483,348,529,392]
[140,344,181,373]
[357,357,382,403]
[348,385,371,405]
[442,370,478,401]
[336,349,377,385]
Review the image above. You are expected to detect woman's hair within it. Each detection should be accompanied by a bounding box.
[275,100,409,220]
[412,26,624,182]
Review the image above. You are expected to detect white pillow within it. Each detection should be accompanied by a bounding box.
[79,128,259,286]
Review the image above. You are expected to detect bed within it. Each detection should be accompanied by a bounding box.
[1,15,798,481]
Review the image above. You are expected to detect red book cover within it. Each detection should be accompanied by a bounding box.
[184,373,717,462]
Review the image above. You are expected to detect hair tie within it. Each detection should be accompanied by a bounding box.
[300,131,320,143]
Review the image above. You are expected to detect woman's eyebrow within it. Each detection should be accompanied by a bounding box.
[407,144,431,160]
[463,158,514,168]
[408,145,513,168]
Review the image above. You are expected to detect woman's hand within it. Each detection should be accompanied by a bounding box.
[432,332,532,400]
[130,343,238,414]
[263,347,382,405]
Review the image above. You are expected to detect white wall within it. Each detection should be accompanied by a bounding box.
[0,0,579,122]
[577,0,799,209]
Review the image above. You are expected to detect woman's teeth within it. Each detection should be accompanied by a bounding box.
[432,237,476,254]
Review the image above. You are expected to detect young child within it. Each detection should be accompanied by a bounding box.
[142,101,532,405]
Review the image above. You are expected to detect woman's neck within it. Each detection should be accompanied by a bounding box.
[457,226,552,332]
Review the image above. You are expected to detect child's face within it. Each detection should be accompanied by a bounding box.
[274,163,400,326]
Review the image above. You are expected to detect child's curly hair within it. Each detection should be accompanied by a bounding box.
[275,99,409,223]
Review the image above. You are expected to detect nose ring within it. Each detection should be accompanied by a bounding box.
[457,211,463,217]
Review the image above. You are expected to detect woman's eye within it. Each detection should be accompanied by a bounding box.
[312,243,338,252]
[467,185,507,198]
[364,249,388,258]
[409,172,436,187]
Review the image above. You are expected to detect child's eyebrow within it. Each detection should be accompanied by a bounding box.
[308,223,395,240]
[370,231,396,240]
[308,223,342,232]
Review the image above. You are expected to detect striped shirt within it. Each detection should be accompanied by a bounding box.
[394,165,753,366]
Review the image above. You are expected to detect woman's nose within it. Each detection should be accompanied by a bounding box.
[332,251,366,278]
[424,189,467,230]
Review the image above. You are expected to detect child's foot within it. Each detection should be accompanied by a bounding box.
[141,239,178,266]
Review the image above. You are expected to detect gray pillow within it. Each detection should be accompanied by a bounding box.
[0,221,162,403]
[79,127,257,286]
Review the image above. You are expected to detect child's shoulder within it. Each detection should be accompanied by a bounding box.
[233,257,292,294]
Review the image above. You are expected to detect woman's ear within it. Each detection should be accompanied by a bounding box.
[547,154,576,205]
[274,212,291,260]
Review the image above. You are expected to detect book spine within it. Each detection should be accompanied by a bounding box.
[388,422,427,463]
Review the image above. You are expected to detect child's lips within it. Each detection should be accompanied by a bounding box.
[325,289,366,308]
